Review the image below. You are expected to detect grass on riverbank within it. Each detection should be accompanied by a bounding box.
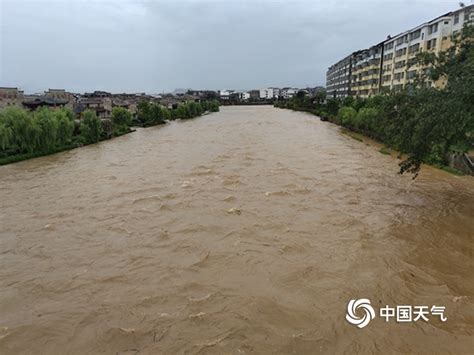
[337,121,465,176]
[0,128,136,166]
[0,143,79,166]
[341,129,364,142]
[379,147,391,155]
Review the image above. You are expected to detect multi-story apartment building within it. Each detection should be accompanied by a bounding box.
[326,54,352,98]
[382,6,472,92]
[351,42,384,97]
[327,5,473,98]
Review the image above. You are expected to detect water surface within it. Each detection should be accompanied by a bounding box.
[0,106,473,354]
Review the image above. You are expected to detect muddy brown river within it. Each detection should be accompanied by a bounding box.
[0,106,473,354]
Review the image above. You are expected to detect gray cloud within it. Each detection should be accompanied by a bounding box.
[0,0,460,93]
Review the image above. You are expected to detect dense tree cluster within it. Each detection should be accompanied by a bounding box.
[136,99,219,126]
[137,100,219,127]
[0,107,76,156]
[0,99,220,165]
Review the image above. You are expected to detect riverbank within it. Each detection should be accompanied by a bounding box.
[275,101,472,177]
[338,127,466,176]
[0,101,219,166]
[0,128,136,166]
[0,126,141,166]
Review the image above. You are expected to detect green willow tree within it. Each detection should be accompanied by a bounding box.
[112,107,132,135]
[396,25,474,174]
[35,107,59,152]
[0,107,40,154]
[0,120,12,151]
[55,109,75,146]
[80,110,102,144]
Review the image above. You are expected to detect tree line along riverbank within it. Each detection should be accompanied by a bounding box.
[275,27,474,177]
[0,99,220,166]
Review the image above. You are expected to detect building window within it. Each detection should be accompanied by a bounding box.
[407,58,417,67]
[394,60,406,69]
[395,48,407,57]
[454,13,460,24]
[409,43,420,54]
[427,38,437,50]
[410,30,421,40]
[383,53,393,61]
[384,42,394,50]
[407,70,417,79]
[394,72,405,81]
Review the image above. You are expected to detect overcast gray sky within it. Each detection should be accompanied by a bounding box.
[0,0,463,93]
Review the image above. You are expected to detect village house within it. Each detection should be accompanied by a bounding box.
[22,95,70,110]
[158,94,180,109]
[75,97,113,119]
[0,87,24,109]
[44,89,77,110]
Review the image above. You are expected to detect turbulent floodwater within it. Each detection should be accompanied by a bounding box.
[0,106,473,354]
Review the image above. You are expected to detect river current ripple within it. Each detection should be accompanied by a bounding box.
[0,106,473,354]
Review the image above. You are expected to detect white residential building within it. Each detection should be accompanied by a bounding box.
[240,92,250,101]
[280,88,298,99]
[259,88,274,100]
[270,87,280,98]
[219,90,234,100]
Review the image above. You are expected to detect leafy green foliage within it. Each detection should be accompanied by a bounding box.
[355,107,379,131]
[35,107,59,152]
[80,110,102,144]
[0,106,76,155]
[112,107,132,135]
[0,107,40,154]
[136,99,219,126]
[0,97,220,164]
[138,101,166,125]
[0,120,12,151]
[55,109,75,146]
[338,107,357,127]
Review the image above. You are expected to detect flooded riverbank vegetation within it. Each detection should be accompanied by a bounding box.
[136,100,220,127]
[276,27,473,176]
[135,100,219,127]
[0,100,220,165]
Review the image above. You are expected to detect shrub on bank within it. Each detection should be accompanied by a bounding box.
[112,107,133,135]
[338,107,357,127]
[80,110,102,144]
[136,100,219,126]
